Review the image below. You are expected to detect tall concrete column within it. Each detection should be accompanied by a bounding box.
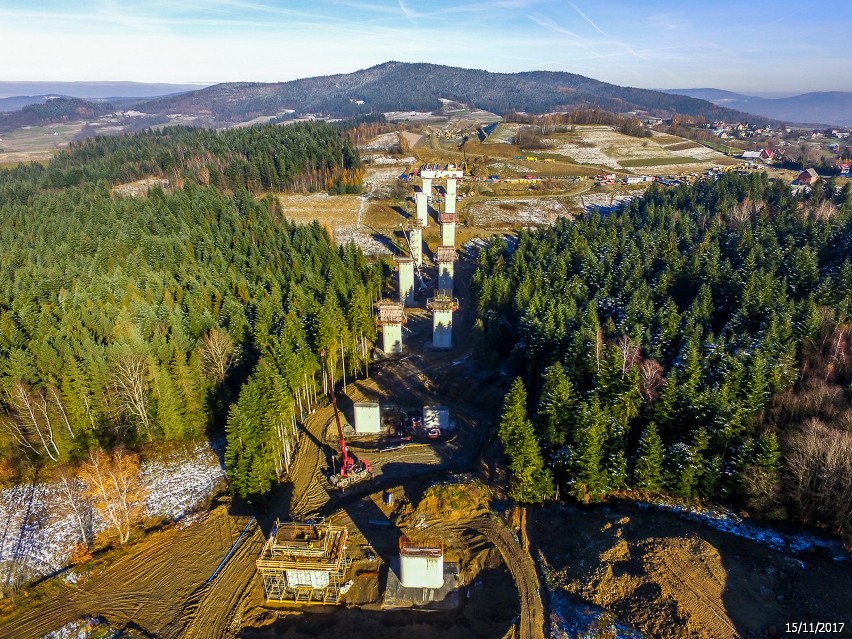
[446,178,457,197]
[382,324,403,354]
[426,294,459,350]
[435,246,457,297]
[439,213,456,247]
[397,257,415,306]
[441,221,455,246]
[421,177,432,197]
[415,192,428,226]
[431,310,453,349]
[445,193,456,215]
[376,300,407,354]
[438,261,454,296]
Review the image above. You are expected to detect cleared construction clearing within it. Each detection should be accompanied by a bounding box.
[0,127,827,639]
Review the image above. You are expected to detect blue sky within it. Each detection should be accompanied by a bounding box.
[1,0,849,94]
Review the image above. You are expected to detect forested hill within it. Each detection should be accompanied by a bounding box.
[10,121,362,194]
[139,61,763,124]
[0,97,113,130]
[476,173,852,534]
[0,124,380,500]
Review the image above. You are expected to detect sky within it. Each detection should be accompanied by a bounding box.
[1,0,850,94]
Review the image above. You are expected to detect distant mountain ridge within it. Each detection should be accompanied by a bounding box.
[139,62,766,124]
[664,88,852,127]
[0,81,209,100]
[0,81,210,114]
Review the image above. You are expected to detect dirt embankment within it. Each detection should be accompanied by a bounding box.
[534,502,852,639]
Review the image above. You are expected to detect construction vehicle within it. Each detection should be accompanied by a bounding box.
[322,350,373,490]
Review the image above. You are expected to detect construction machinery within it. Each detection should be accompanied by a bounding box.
[322,350,373,489]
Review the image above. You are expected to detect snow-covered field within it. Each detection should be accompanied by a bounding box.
[0,443,226,590]
[576,192,641,214]
[364,154,415,166]
[545,138,622,169]
[466,197,573,226]
[361,132,399,151]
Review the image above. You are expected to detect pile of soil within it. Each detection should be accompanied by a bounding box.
[534,502,851,639]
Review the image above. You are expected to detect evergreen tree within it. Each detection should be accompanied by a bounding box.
[571,396,608,502]
[536,364,576,447]
[498,378,554,504]
[633,422,664,492]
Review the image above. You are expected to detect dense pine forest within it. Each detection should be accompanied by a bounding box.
[476,173,852,534]
[0,120,362,194]
[0,122,379,499]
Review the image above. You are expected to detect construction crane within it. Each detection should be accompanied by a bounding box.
[457,134,470,174]
[322,350,373,490]
[401,223,428,292]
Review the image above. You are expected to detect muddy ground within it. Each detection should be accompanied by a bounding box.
[533,501,852,639]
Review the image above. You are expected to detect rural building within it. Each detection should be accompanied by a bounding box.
[797,168,820,185]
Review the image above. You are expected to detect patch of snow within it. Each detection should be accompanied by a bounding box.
[365,154,415,166]
[549,590,648,639]
[467,198,573,226]
[39,617,116,639]
[546,140,621,169]
[141,443,226,520]
[361,132,399,151]
[0,443,226,589]
[640,499,849,560]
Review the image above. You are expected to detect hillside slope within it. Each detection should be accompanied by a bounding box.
[140,62,766,124]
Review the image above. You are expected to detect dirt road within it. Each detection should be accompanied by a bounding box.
[0,507,248,639]
[468,516,545,639]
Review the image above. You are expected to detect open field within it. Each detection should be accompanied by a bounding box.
[619,156,702,168]
[0,122,84,164]
[530,125,735,174]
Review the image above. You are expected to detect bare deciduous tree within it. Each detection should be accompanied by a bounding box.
[199,328,236,384]
[617,335,640,374]
[4,382,60,461]
[785,419,852,533]
[80,448,144,544]
[111,353,152,439]
[56,466,92,546]
[638,358,665,402]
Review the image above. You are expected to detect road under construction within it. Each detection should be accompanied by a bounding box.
[0,211,546,639]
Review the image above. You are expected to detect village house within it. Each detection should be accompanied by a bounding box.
[797,168,820,186]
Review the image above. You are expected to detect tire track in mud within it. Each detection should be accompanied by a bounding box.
[178,522,265,639]
[0,507,242,639]
[468,516,545,639]
[643,538,737,639]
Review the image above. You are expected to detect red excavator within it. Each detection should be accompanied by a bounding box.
[322,350,373,490]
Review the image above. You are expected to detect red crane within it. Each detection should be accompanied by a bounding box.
[322,350,372,489]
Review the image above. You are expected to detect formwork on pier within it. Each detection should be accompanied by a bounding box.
[256,520,351,604]
[426,295,459,312]
[376,300,408,325]
[434,246,457,263]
